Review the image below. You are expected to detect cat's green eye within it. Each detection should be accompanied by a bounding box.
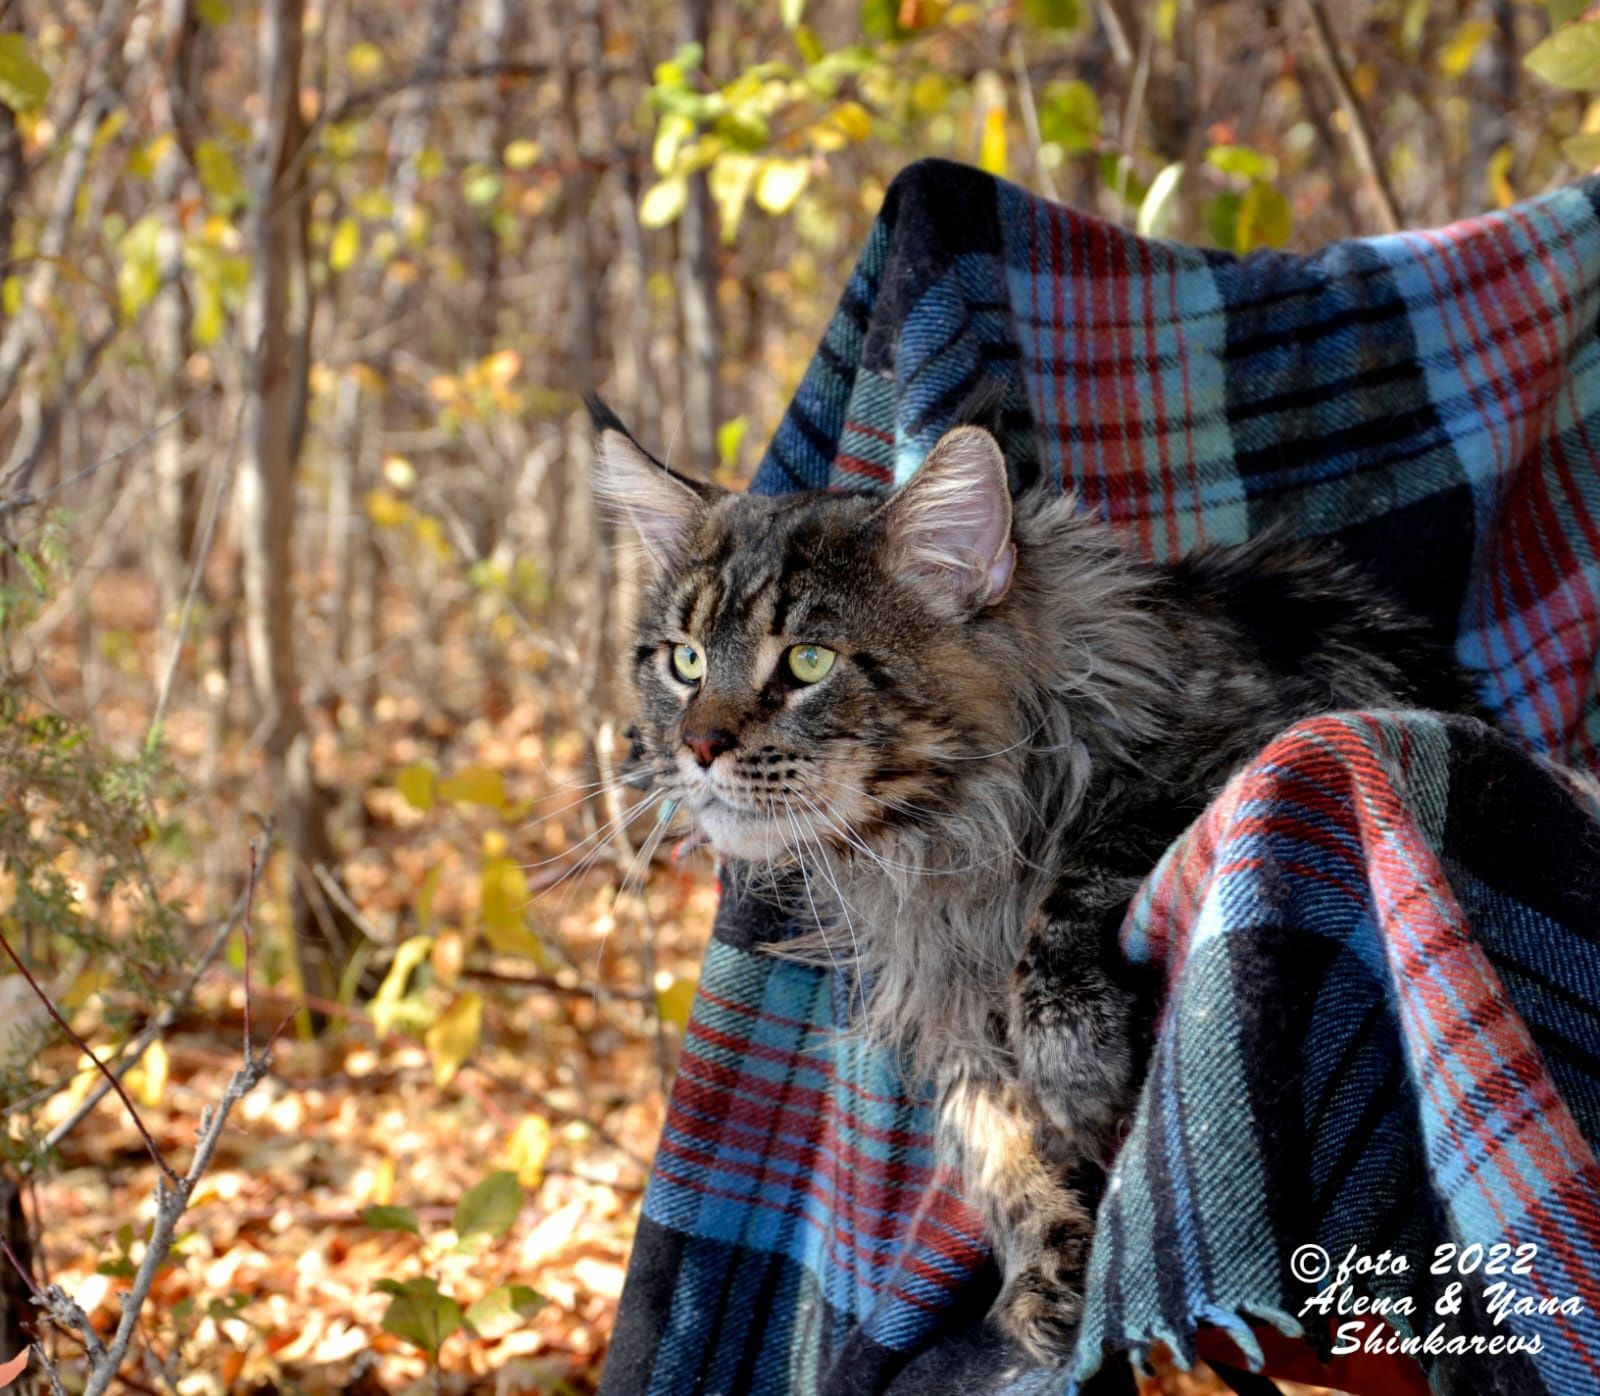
[671,643,705,683]
[787,644,837,684]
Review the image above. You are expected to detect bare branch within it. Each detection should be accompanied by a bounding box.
[0,926,178,1185]
[1297,0,1402,234]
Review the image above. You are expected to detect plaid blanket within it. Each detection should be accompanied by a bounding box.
[599,159,1600,1396]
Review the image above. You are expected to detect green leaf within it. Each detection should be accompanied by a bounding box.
[395,762,436,811]
[454,1170,523,1241]
[359,1205,420,1235]
[715,106,770,152]
[194,139,243,206]
[437,764,506,810]
[464,1283,546,1336]
[1022,0,1083,32]
[0,35,50,113]
[115,215,164,320]
[640,176,689,229]
[1205,143,1276,181]
[463,165,503,208]
[377,1276,463,1358]
[1549,0,1591,28]
[1236,181,1292,251]
[1038,80,1100,153]
[1205,191,1241,252]
[1526,20,1600,89]
[860,0,909,42]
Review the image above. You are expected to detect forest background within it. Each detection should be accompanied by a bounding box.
[0,0,1595,1390]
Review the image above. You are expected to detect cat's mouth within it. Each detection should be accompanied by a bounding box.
[688,790,832,864]
[690,793,799,862]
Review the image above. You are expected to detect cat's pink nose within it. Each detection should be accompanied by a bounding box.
[684,729,737,768]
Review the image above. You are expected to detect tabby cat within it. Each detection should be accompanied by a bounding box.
[589,397,1480,1365]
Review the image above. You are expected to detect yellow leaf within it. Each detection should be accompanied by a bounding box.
[754,157,810,215]
[503,138,541,170]
[1563,131,1600,167]
[480,856,545,960]
[656,976,698,1029]
[365,489,410,529]
[424,990,482,1087]
[395,762,435,812]
[910,72,950,116]
[126,1038,169,1108]
[503,1115,553,1188]
[979,105,1008,177]
[1440,18,1493,80]
[194,139,243,205]
[60,966,107,1012]
[653,112,696,176]
[481,348,521,387]
[329,216,360,272]
[0,34,50,112]
[640,176,689,229]
[1487,143,1515,209]
[1,277,20,318]
[347,40,385,80]
[375,935,435,1008]
[438,765,507,810]
[831,100,871,142]
[708,153,759,242]
[370,1155,396,1207]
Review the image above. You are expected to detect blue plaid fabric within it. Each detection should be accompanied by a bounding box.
[600,160,1600,1396]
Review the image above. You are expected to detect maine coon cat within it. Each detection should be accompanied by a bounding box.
[588,397,1480,1364]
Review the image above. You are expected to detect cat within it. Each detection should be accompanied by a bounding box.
[587,395,1482,1365]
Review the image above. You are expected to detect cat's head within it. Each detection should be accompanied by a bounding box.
[589,398,1022,864]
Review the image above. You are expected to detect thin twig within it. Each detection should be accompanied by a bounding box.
[35,888,249,1150]
[76,855,272,1396]
[1297,0,1402,233]
[1114,8,1155,222]
[146,392,243,748]
[1009,31,1058,202]
[241,843,259,1056]
[0,928,177,1184]
[0,386,220,523]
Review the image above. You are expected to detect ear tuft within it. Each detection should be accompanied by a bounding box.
[881,426,1015,617]
[588,401,716,563]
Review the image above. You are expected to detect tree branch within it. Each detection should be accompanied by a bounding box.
[1297,0,1402,233]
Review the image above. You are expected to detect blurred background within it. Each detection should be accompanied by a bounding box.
[0,0,1592,1390]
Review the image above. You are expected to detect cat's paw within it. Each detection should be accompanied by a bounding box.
[992,1265,1083,1367]
[1012,966,1137,1155]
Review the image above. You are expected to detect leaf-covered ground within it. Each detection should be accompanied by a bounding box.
[11,569,1345,1396]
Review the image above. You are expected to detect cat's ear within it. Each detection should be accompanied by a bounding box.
[880,426,1016,617]
[586,394,718,564]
